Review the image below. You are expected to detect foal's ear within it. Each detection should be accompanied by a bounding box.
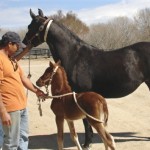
[38,8,44,17]
[49,61,54,67]
[57,60,61,66]
[30,9,36,19]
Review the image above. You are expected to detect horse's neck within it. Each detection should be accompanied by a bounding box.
[47,22,80,67]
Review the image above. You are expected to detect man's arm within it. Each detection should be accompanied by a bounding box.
[20,68,46,98]
[0,93,11,126]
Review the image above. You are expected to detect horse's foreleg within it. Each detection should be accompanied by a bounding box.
[67,120,82,150]
[82,118,93,149]
[56,116,64,150]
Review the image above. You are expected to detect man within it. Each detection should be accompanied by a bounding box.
[0,31,46,150]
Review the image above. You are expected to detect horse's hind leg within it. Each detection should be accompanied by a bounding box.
[89,121,116,150]
[67,120,82,150]
[82,118,93,148]
[56,116,64,150]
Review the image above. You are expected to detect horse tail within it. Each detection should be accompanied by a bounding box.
[102,97,109,126]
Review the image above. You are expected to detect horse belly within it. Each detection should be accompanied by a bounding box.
[64,113,85,121]
[64,102,86,120]
[92,79,143,98]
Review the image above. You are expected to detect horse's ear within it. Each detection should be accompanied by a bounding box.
[30,9,36,19]
[38,8,44,17]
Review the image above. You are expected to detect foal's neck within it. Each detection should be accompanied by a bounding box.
[51,68,72,96]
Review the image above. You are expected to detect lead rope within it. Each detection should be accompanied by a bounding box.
[38,84,48,116]
[25,51,42,117]
[26,50,32,97]
[73,92,103,123]
[37,90,74,116]
[37,96,43,116]
[27,50,32,78]
[37,90,104,123]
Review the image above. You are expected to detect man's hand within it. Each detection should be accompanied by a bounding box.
[36,89,47,101]
[1,112,11,126]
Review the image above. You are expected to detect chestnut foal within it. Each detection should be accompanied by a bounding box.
[36,61,116,150]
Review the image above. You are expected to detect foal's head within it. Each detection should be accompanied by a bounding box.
[36,61,71,94]
[36,61,60,87]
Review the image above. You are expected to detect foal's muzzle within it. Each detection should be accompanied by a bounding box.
[36,79,44,87]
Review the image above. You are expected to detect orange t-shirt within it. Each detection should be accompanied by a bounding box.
[0,51,27,112]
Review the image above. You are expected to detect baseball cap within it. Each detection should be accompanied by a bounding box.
[2,31,26,48]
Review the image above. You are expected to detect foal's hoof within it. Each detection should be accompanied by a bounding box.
[82,144,92,150]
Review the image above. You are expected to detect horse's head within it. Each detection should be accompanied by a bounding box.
[36,61,60,87]
[23,9,52,47]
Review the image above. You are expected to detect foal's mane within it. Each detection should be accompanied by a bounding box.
[58,65,72,92]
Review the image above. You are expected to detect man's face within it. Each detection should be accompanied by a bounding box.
[7,42,19,56]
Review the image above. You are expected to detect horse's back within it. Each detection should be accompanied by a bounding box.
[76,92,107,111]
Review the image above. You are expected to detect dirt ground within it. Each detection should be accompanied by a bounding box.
[20,58,150,150]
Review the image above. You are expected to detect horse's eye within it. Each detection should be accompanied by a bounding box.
[39,25,44,31]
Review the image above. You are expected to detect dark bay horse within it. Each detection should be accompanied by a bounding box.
[36,61,116,150]
[23,9,150,149]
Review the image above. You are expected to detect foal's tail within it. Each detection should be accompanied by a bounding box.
[102,98,109,126]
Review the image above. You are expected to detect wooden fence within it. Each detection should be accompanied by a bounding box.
[18,48,51,59]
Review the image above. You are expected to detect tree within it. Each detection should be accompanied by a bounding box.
[50,10,89,36]
[134,8,150,41]
[84,17,138,50]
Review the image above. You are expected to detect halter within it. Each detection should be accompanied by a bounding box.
[26,18,53,45]
[44,66,59,95]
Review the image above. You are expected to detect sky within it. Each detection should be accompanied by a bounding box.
[0,0,150,29]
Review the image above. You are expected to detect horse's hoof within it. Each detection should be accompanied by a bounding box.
[82,144,92,150]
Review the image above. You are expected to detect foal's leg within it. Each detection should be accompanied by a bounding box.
[56,116,64,150]
[90,121,116,150]
[67,120,82,150]
[82,118,93,149]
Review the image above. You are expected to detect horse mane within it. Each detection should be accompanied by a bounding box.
[52,19,85,43]
[59,65,72,92]
[54,20,107,52]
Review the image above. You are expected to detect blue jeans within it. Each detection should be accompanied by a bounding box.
[2,108,29,150]
[0,119,3,148]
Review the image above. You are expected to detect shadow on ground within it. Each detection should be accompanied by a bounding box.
[29,132,150,149]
